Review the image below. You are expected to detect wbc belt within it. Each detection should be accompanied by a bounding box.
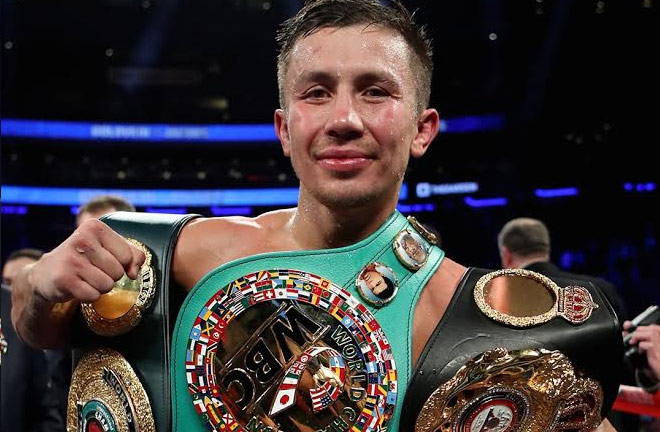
[171,211,444,431]
[68,212,199,432]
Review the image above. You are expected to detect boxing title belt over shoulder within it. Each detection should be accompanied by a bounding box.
[68,211,199,432]
[400,267,624,432]
[171,211,444,432]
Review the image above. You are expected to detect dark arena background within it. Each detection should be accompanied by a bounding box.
[2,0,659,366]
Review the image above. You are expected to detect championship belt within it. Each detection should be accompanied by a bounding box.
[171,211,444,431]
[400,268,624,432]
[68,211,199,432]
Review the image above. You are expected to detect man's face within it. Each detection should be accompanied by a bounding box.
[363,270,387,295]
[275,25,438,209]
[403,236,425,262]
[2,256,37,287]
[77,206,116,227]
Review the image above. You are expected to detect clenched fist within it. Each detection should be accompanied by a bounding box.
[29,219,145,304]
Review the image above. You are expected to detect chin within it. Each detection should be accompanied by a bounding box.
[315,184,387,209]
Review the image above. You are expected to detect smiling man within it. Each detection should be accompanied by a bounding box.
[11,1,620,431]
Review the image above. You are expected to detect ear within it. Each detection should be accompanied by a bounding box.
[410,108,440,158]
[500,246,513,268]
[274,109,291,157]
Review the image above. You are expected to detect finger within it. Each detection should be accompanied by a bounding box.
[623,320,633,330]
[638,341,653,354]
[69,279,105,304]
[86,220,138,273]
[82,245,127,282]
[126,245,146,280]
[76,264,115,296]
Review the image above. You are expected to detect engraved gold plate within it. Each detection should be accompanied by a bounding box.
[82,239,155,336]
[67,348,155,432]
[415,348,603,432]
[474,268,599,327]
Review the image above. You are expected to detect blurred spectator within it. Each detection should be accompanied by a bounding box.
[624,321,660,393]
[498,217,628,321]
[2,249,63,432]
[76,194,136,226]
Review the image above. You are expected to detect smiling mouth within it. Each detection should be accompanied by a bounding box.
[318,156,372,172]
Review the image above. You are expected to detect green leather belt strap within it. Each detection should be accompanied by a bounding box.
[72,211,199,432]
[171,210,446,431]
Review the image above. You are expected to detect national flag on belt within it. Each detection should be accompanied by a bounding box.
[366,361,378,374]
[230,298,249,315]
[353,414,369,431]
[270,385,297,416]
[310,387,333,412]
[275,288,287,299]
[342,315,354,328]
[312,285,323,296]
[387,391,397,405]
[253,289,274,302]
[221,413,235,425]
[311,294,321,305]
[193,398,206,414]
[257,270,272,281]
[318,298,330,309]
[321,289,331,298]
[190,326,202,341]
[195,341,207,356]
[255,280,271,290]
[389,381,397,392]
[321,279,330,288]
[387,369,397,382]
[286,288,299,299]
[186,371,195,385]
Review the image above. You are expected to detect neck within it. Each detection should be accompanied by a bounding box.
[289,187,399,250]
[515,255,550,269]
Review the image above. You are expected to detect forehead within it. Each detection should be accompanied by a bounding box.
[286,24,413,82]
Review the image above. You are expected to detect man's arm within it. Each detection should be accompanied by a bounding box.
[11,219,145,349]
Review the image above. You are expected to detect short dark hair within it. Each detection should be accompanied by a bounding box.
[6,248,44,263]
[498,218,551,256]
[77,195,135,218]
[276,0,433,113]
[376,275,396,299]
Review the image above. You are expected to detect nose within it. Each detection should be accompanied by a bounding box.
[324,92,364,140]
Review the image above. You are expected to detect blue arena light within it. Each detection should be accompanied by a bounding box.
[144,207,189,214]
[1,114,505,142]
[534,187,579,198]
[1,186,301,207]
[210,206,253,216]
[396,203,436,213]
[464,197,508,208]
[1,205,28,215]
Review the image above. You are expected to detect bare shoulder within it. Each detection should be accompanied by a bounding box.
[173,209,296,290]
[412,256,468,364]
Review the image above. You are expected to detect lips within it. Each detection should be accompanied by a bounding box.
[316,148,374,172]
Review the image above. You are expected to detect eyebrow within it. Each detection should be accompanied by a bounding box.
[294,70,400,89]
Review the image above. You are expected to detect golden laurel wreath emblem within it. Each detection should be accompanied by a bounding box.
[416,348,603,432]
[81,238,155,336]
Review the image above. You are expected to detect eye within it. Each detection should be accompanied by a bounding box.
[303,87,330,100]
[363,87,388,99]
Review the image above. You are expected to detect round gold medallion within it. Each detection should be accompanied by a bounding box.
[67,348,155,432]
[81,238,155,336]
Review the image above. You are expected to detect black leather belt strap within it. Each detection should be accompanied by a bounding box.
[399,267,623,431]
[71,211,199,432]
